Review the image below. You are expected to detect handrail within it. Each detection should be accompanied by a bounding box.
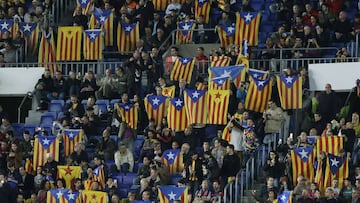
[223,180,233,203]
[235,169,245,203]
[18,91,32,123]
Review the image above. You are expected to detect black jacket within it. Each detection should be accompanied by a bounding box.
[221,153,240,177]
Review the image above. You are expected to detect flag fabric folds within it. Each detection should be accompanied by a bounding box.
[245,77,272,112]
[162,85,176,98]
[57,165,82,189]
[277,191,293,203]
[38,30,57,75]
[76,0,91,15]
[33,135,59,170]
[82,190,107,203]
[89,8,114,46]
[248,68,268,80]
[63,129,84,156]
[19,22,39,55]
[208,68,231,90]
[25,158,34,175]
[291,147,316,185]
[117,21,139,52]
[153,0,168,11]
[144,95,168,126]
[207,90,230,125]
[116,103,139,129]
[316,136,343,158]
[216,25,235,49]
[210,55,231,67]
[93,165,105,189]
[195,0,211,23]
[46,188,68,203]
[167,97,189,131]
[158,186,189,203]
[56,26,82,61]
[0,19,17,39]
[170,57,195,84]
[324,153,349,189]
[83,29,103,60]
[276,76,303,110]
[161,149,184,174]
[209,65,246,89]
[235,12,261,46]
[176,21,195,45]
[183,89,207,124]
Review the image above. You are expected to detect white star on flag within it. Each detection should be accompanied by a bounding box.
[89,32,97,39]
[125,26,132,32]
[192,91,200,98]
[257,80,265,86]
[56,190,63,199]
[220,70,231,78]
[175,99,183,107]
[253,73,259,79]
[199,0,205,3]
[42,138,50,145]
[167,151,175,160]
[285,76,293,84]
[244,13,253,22]
[99,16,106,22]
[81,0,87,3]
[280,194,286,201]
[1,21,9,30]
[23,24,32,32]
[227,26,235,33]
[124,105,130,110]
[182,23,190,30]
[69,132,74,138]
[299,149,309,159]
[182,58,189,63]
[168,191,177,200]
[152,97,160,105]
[67,192,75,200]
[330,158,339,167]
[217,79,224,84]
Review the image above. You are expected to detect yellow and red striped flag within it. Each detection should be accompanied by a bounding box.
[170,57,195,84]
[56,26,82,61]
[217,25,235,49]
[356,79,360,97]
[158,186,189,203]
[291,147,316,185]
[57,165,82,189]
[63,129,83,156]
[235,12,261,46]
[315,154,326,192]
[116,103,138,129]
[221,125,231,142]
[176,21,195,45]
[144,95,168,126]
[38,29,57,75]
[93,165,105,189]
[207,89,230,125]
[89,8,114,46]
[217,0,226,10]
[82,190,107,203]
[33,135,59,170]
[161,149,184,174]
[0,19,18,39]
[324,153,349,189]
[25,158,35,175]
[195,0,211,23]
[75,0,92,16]
[276,75,303,110]
[19,22,39,55]
[184,89,207,124]
[117,21,139,52]
[46,189,68,203]
[162,85,176,98]
[245,77,272,112]
[210,55,231,67]
[209,65,246,90]
[316,136,343,159]
[167,97,189,131]
[277,191,293,203]
[153,0,169,11]
[83,29,103,60]
[236,39,250,68]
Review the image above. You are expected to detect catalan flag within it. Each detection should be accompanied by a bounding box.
[144,95,168,126]
[64,191,82,203]
[162,85,176,98]
[116,103,138,129]
[63,129,83,156]
[248,68,268,80]
[167,97,189,131]
[75,0,91,15]
[207,90,230,125]
[47,189,68,203]
[324,153,349,189]
[277,191,293,203]
[221,125,231,142]
[315,155,326,192]
[93,165,105,189]
[291,147,316,185]
[57,165,82,189]
[25,158,35,175]
[170,57,195,84]
[209,65,246,90]
[158,186,189,203]
[276,76,303,110]
[38,30,57,75]
[236,55,249,68]
[56,26,82,61]
[19,22,39,55]
[0,19,18,39]
[236,40,250,68]
[161,149,184,174]
[217,0,226,10]
[208,67,231,90]
[195,0,211,23]
[316,136,343,158]
[33,135,59,170]
[183,89,207,124]
[217,25,235,49]
[153,0,169,11]
[245,77,272,112]
[89,8,114,46]
[82,190,107,203]
[176,21,195,45]
[83,29,103,60]
[235,12,261,46]
[356,79,360,97]
[117,21,139,52]
[210,55,231,67]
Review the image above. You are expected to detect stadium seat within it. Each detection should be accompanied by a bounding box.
[48,103,63,113]
[118,188,129,198]
[110,99,121,107]
[50,100,65,107]
[110,135,119,145]
[251,1,264,11]
[40,112,57,125]
[260,22,274,33]
[23,123,39,136]
[134,139,144,160]
[81,100,88,108]
[133,162,143,173]
[169,175,183,185]
[57,112,66,120]
[12,123,24,138]
[122,173,137,185]
[96,99,109,115]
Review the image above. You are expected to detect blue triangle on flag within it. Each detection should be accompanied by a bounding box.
[185,89,206,103]
[147,95,167,109]
[280,75,298,88]
[240,12,258,24]
[293,147,313,162]
[170,97,184,111]
[38,135,57,150]
[253,78,270,91]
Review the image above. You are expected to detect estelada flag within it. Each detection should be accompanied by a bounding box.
[167,97,189,132]
[176,21,195,45]
[356,79,360,97]
[210,55,231,67]
[236,39,250,68]
[75,0,91,16]
[235,12,261,46]
[93,165,105,189]
[25,158,35,175]
[248,68,268,80]
[64,190,81,203]
[82,190,107,203]
[324,153,349,189]
[46,188,68,203]
[277,75,303,110]
[245,77,272,112]
[316,136,343,158]
[291,147,316,185]
[38,29,57,75]
[57,165,82,189]
[209,65,246,90]
[208,67,231,90]
[33,135,59,170]
[207,90,230,125]
[161,149,184,174]
[0,19,18,39]
[144,95,168,126]
[170,57,195,84]
[56,26,82,61]
[83,29,103,60]
[217,24,235,49]
[195,0,211,23]
[116,103,138,129]
[183,89,207,124]
[89,8,114,46]
[19,22,39,55]
[153,0,169,11]
[162,85,176,98]
[63,129,83,156]
[158,186,189,203]
[277,191,293,203]
[117,21,139,52]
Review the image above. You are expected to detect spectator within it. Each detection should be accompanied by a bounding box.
[185,151,203,197]
[37,180,50,203]
[64,95,85,119]
[195,46,208,74]
[95,68,115,100]
[79,71,98,100]
[0,41,16,63]
[166,0,181,16]
[220,144,240,187]
[352,112,360,137]
[6,142,23,168]
[33,69,53,111]
[336,47,350,62]
[296,131,313,148]
[256,176,279,199]
[318,83,341,123]
[135,178,152,200]
[42,153,58,180]
[211,138,226,168]
[0,170,13,203]
[70,142,89,166]
[140,130,159,160]
[318,4,336,30]
[73,6,88,29]
[293,176,309,200]
[263,151,283,187]
[263,100,284,144]
[19,130,32,158]
[64,71,81,98]
[202,151,220,181]
[194,179,212,203]
[149,12,164,36]
[95,128,116,161]
[217,12,232,27]
[333,11,353,43]
[113,67,128,98]
[47,70,65,101]
[0,117,14,135]
[114,143,134,173]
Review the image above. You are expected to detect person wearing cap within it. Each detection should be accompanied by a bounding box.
[184,150,203,197]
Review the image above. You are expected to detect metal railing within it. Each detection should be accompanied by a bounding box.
[235,169,245,203]
[17,92,32,123]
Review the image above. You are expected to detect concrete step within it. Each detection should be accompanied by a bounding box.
[25,110,42,124]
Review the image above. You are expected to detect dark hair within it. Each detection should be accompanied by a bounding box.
[227,144,235,150]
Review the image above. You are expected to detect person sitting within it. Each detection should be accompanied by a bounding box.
[114,143,134,173]
[34,69,54,110]
[95,128,116,161]
[47,70,66,101]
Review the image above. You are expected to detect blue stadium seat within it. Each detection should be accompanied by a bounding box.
[40,112,57,125]
[133,162,143,173]
[260,22,274,33]
[81,100,88,108]
[23,123,39,136]
[50,99,65,107]
[122,173,137,185]
[118,188,129,198]
[57,112,66,120]
[169,175,183,185]
[96,99,110,115]
[12,123,24,138]
[110,135,119,145]
[134,139,144,160]
[48,103,63,113]
[40,123,52,135]
[110,99,121,107]
[251,1,264,11]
